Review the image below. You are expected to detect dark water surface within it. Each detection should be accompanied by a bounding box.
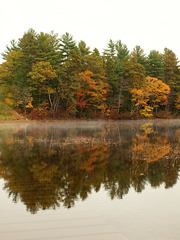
[0,119,179,240]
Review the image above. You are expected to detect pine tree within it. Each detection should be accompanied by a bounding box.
[59,32,77,61]
[115,40,129,62]
[104,39,116,56]
[132,45,147,69]
[78,40,91,56]
[35,31,62,68]
[146,50,164,79]
[162,48,180,111]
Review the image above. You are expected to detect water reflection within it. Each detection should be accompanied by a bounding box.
[0,120,179,214]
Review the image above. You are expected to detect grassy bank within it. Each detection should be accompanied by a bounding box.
[0,102,23,120]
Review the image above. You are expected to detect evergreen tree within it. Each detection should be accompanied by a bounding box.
[124,52,146,89]
[35,31,62,69]
[59,50,83,112]
[162,48,180,110]
[103,39,129,112]
[2,39,19,60]
[132,45,147,68]
[104,39,116,56]
[18,28,37,74]
[146,50,164,79]
[78,40,91,56]
[163,48,179,86]
[115,40,129,62]
[59,32,77,61]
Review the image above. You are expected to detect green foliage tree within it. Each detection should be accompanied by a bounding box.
[18,28,38,74]
[2,39,19,60]
[104,39,116,56]
[103,39,129,113]
[115,40,129,62]
[104,39,129,61]
[35,31,62,68]
[133,45,147,67]
[58,50,83,113]
[146,50,164,79]
[163,48,179,85]
[162,48,180,110]
[78,40,91,56]
[59,32,77,61]
[124,52,146,89]
[0,51,32,112]
[83,50,105,81]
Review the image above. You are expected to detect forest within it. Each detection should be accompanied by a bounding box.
[0,28,180,119]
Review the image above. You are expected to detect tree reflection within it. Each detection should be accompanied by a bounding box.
[0,122,179,214]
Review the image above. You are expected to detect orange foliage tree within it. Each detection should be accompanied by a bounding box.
[69,70,108,115]
[131,76,170,117]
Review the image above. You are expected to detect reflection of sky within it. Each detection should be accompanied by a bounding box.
[0,178,180,240]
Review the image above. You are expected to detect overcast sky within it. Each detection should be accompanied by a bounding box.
[1,0,180,63]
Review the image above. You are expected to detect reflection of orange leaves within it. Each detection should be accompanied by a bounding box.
[26,136,34,147]
[133,133,149,142]
[5,138,13,145]
[134,143,143,151]
[80,152,97,172]
[132,132,170,163]
[80,145,108,172]
[146,144,170,163]
[30,161,58,182]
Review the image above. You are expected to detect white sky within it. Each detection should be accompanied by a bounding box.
[0,0,180,63]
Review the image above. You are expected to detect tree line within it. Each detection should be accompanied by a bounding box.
[0,29,179,119]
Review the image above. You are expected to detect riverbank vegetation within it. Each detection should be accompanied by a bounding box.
[0,29,179,120]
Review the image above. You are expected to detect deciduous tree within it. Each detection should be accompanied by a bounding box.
[69,70,108,116]
[131,76,170,117]
[28,61,58,112]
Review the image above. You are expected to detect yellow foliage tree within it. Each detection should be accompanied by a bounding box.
[29,61,57,112]
[131,76,170,117]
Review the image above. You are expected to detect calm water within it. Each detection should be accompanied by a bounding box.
[0,119,179,240]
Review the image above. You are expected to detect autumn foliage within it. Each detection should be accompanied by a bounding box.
[0,29,179,119]
[68,71,108,115]
[131,76,170,117]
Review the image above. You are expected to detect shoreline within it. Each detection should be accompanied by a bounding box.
[0,117,179,124]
